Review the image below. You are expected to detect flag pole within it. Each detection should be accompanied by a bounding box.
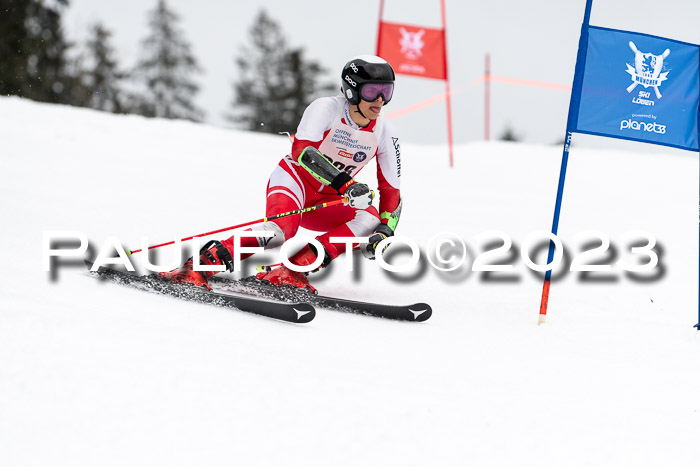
[697,148,700,330]
[485,53,491,141]
[696,194,700,329]
[697,84,700,330]
[538,0,594,325]
[376,0,385,54]
[441,0,454,168]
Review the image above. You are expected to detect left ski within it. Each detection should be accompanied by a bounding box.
[211,276,432,322]
[85,261,315,323]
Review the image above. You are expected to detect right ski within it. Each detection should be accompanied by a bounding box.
[211,276,432,322]
[85,261,315,324]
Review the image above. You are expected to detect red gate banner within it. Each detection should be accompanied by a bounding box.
[377,21,447,80]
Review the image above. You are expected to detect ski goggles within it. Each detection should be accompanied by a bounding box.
[359,82,394,103]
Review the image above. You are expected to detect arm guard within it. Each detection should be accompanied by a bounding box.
[379,198,402,232]
[298,146,353,193]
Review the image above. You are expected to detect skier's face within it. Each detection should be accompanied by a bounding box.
[358,96,384,120]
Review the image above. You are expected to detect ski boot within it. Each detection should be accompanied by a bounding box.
[159,240,233,291]
[256,244,325,294]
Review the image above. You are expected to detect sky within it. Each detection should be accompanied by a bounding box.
[62,0,700,149]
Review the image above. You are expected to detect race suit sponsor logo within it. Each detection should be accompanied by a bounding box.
[353,151,367,163]
[392,137,401,177]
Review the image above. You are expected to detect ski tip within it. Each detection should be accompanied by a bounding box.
[408,303,432,322]
[291,304,316,323]
[84,260,105,274]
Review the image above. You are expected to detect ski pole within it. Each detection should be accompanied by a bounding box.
[126,197,350,256]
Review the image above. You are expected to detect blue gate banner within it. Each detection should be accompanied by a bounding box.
[573,26,699,151]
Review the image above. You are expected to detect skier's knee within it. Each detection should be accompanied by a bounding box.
[346,208,380,237]
[257,221,287,249]
[316,233,342,261]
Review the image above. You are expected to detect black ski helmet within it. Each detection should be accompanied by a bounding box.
[341,55,395,106]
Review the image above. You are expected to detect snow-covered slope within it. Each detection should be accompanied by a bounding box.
[1,96,698,466]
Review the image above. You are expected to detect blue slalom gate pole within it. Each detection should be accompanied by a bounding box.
[538,0,593,324]
[697,194,700,330]
[697,91,700,330]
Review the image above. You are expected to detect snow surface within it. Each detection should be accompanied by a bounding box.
[1,96,699,466]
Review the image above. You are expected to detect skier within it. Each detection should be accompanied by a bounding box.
[160,55,402,293]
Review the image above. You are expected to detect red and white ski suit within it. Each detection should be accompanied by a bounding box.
[223,95,402,262]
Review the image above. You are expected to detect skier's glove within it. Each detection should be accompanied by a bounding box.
[361,224,394,260]
[342,182,374,210]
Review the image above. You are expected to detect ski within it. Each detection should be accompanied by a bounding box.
[84,261,315,324]
[210,276,432,322]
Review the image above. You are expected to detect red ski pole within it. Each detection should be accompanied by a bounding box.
[127,197,351,256]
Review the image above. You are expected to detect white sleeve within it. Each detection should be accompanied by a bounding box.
[376,118,401,189]
[294,96,337,142]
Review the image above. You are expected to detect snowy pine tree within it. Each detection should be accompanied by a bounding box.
[499,125,522,142]
[228,10,333,134]
[81,22,128,113]
[0,0,85,104]
[0,0,31,97]
[133,0,203,121]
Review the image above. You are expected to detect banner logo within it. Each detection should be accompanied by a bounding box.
[626,41,670,99]
[378,21,447,80]
[399,27,425,60]
[619,119,666,134]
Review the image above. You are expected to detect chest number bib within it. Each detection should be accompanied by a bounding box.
[317,103,381,177]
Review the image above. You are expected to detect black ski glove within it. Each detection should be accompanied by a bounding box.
[361,224,394,260]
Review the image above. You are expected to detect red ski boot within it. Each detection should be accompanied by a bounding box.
[256,245,322,294]
[159,240,233,291]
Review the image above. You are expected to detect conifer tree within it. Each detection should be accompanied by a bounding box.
[134,0,203,121]
[0,0,83,104]
[0,0,31,96]
[499,125,522,142]
[80,21,128,113]
[229,10,333,134]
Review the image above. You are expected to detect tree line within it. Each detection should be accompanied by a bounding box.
[0,0,332,133]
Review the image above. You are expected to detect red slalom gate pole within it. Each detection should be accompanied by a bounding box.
[376,0,385,54]
[126,198,349,256]
[485,53,490,141]
[441,0,454,168]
